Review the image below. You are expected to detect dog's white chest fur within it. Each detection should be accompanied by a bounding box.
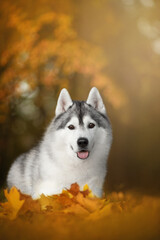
[33,160,103,199]
[7,87,112,199]
[32,138,109,199]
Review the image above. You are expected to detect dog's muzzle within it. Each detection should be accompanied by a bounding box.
[77,138,89,159]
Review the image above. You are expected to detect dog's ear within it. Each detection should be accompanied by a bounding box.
[55,88,73,116]
[86,87,106,115]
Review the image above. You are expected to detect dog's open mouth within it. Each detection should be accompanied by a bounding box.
[77,150,89,160]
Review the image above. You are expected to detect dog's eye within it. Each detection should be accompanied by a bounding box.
[68,125,75,130]
[88,123,95,129]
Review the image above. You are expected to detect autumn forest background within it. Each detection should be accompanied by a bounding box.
[0,0,160,196]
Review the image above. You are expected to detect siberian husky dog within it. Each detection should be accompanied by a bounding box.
[7,87,112,199]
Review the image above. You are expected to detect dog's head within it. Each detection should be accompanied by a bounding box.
[51,87,112,162]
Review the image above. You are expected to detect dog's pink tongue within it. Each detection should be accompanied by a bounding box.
[77,151,89,159]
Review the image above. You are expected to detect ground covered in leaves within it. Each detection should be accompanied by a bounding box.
[0,183,160,240]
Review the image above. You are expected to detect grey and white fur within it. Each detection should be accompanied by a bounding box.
[7,87,112,199]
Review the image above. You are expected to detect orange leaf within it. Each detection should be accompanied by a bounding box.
[63,203,89,216]
[68,183,80,196]
[2,187,25,220]
[20,193,41,214]
[38,194,61,211]
[75,192,105,213]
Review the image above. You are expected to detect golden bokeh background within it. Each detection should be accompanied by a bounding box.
[0,0,160,195]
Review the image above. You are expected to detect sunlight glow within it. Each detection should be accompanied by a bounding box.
[138,18,158,39]
[152,38,160,54]
[140,0,154,8]
[17,81,31,96]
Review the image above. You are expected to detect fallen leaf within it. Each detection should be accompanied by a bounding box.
[1,187,25,220]
[38,194,61,211]
[75,192,106,213]
[67,183,80,196]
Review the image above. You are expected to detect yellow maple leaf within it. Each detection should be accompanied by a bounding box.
[1,187,25,220]
[62,189,73,198]
[83,184,94,198]
[38,194,61,211]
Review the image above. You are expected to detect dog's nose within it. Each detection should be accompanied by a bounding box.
[77,138,89,148]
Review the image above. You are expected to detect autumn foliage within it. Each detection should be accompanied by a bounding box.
[0,0,128,125]
[0,183,160,240]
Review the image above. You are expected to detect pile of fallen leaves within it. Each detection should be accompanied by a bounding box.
[0,183,160,240]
